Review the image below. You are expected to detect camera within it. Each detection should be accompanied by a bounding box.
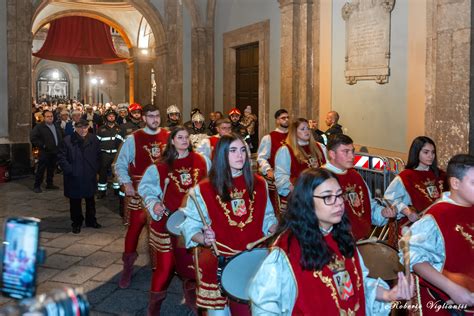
[0,217,89,315]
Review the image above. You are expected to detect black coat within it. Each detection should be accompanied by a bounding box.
[58,132,100,199]
[30,123,63,154]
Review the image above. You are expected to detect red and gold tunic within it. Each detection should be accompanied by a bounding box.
[129,128,170,188]
[196,174,268,309]
[399,169,447,212]
[274,230,365,315]
[209,135,220,161]
[418,201,474,315]
[268,131,288,168]
[127,128,169,213]
[279,143,326,210]
[150,152,208,254]
[335,169,372,240]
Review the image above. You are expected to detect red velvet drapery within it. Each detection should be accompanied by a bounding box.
[33,16,127,64]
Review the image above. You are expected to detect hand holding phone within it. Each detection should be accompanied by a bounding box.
[1,217,40,299]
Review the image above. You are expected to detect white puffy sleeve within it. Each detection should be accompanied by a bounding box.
[402,214,445,272]
[249,248,296,316]
[274,146,292,197]
[179,186,211,249]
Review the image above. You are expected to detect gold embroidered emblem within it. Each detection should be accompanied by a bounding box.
[216,188,255,230]
[169,167,200,193]
[455,224,474,249]
[143,142,162,163]
[344,184,365,217]
[415,179,440,201]
[313,255,361,315]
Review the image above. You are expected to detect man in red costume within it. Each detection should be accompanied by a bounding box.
[406,154,474,315]
[257,109,289,215]
[323,134,395,240]
[114,104,169,288]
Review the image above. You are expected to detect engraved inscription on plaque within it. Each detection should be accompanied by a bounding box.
[342,0,395,85]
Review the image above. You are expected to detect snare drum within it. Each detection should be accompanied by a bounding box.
[357,239,403,281]
[219,248,269,303]
[166,210,186,236]
[166,210,195,280]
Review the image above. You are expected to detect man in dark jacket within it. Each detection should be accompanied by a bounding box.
[30,110,63,193]
[58,119,102,234]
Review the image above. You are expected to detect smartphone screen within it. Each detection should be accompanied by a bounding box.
[1,217,40,299]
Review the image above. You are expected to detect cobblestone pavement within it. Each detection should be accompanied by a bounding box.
[0,176,194,316]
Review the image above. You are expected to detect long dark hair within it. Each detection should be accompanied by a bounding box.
[274,168,355,271]
[160,126,193,167]
[208,133,254,202]
[405,136,440,176]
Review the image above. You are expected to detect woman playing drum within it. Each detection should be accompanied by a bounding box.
[384,136,447,224]
[180,133,277,316]
[274,118,326,211]
[138,126,209,315]
[249,168,414,315]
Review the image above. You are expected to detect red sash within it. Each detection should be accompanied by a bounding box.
[275,231,365,315]
[335,169,372,240]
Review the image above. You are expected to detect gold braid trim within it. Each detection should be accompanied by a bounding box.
[216,190,256,230]
[313,271,341,310]
[351,257,362,290]
[455,224,474,248]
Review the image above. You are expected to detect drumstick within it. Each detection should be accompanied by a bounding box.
[355,237,378,245]
[246,234,274,250]
[400,226,412,279]
[188,190,220,256]
[161,178,171,217]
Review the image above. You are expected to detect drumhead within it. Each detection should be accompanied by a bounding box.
[166,210,186,236]
[220,248,269,303]
[357,241,403,281]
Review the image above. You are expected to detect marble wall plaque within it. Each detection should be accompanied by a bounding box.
[342,0,395,84]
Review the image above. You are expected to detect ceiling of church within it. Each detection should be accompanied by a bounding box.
[32,1,154,49]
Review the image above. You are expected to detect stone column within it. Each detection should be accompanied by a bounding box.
[154,44,168,115]
[165,0,183,110]
[6,0,35,174]
[129,47,155,106]
[425,0,473,165]
[191,26,214,119]
[279,0,318,120]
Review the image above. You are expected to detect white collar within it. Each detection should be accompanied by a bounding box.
[323,162,347,174]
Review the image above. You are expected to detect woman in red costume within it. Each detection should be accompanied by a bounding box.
[250,168,414,315]
[384,136,447,225]
[274,118,326,211]
[180,133,277,316]
[139,126,209,315]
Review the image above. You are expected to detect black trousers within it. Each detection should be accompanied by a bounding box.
[98,153,116,189]
[34,152,57,188]
[69,197,97,227]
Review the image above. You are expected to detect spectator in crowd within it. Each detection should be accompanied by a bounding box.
[30,110,63,193]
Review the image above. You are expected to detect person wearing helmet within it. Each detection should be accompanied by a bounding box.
[166,104,181,131]
[97,109,124,199]
[184,107,201,131]
[116,103,129,125]
[120,103,145,136]
[188,112,208,148]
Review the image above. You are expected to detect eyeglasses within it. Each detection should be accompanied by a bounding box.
[313,193,346,205]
